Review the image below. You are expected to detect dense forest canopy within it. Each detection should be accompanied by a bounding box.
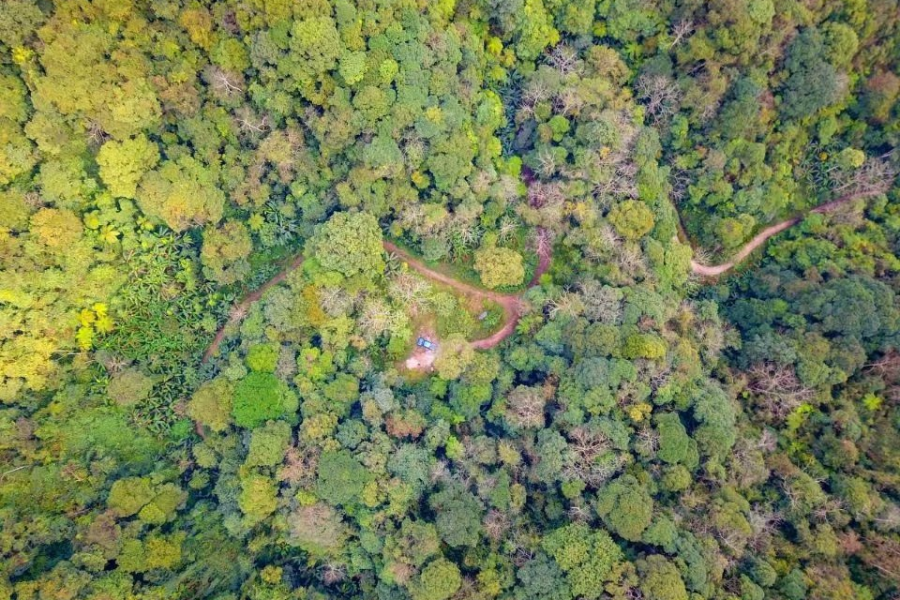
[0,1,899,600]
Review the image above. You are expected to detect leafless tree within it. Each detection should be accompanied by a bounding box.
[86,120,109,147]
[669,20,694,48]
[634,74,682,123]
[484,510,510,542]
[547,45,581,76]
[208,67,244,98]
[830,156,898,197]
[578,279,623,324]
[565,426,623,486]
[235,106,269,135]
[747,362,815,422]
[319,563,347,585]
[388,273,432,311]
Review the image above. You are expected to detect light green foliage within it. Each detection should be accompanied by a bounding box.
[473,246,525,289]
[409,558,462,600]
[307,211,384,279]
[201,221,253,285]
[188,378,234,433]
[290,16,342,80]
[338,50,367,85]
[608,200,655,240]
[96,135,160,199]
[108,477,155,518]
[595,474,654,541]
[232,373,297,428]
[542,523,623,599]
[245,343,280,373]
[638,555,689,600]
[245,420,292,467]
[434,334,475,380]
[106,368,154,407]
[239,474,279,525]
[137,157,224,231]
[656,413,697,468]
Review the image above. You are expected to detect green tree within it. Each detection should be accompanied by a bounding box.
[96,135,159,199]
[542,523,623,599]
[409,558,462,600]
[245,420,292,467]
[780,29,841,119]
[595,474,654,541]
[474,246,525,289]
[637,555,689,600]
[429,484,483,548]
[316,450,372,506]
[137,157,224,232]
[201,221,252,285]
[232,373,297,428]
[239,474,278,525]
[608,200,655,240]
[187,377,234,433]
[306,211,385,279]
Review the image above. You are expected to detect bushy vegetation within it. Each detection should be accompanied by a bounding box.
[0,1,898,599]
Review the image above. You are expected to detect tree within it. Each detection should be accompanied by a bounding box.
[108,477,155,518]
[289,16,342,79]
[288,502,346,557]
[434,334,475,380]
[306,211,385,279]
[474,246,525,289]
[245,343,279,373]
[239,474,278,525]
[637,555,689,600]
[316,450,372,506]
[232,373,297,428]
[187,378,234,433]
[515,553,571,600]
[409,558,462,600]
[245,421,292,467]
[137,157,224,231]
[106,368,154,407]
[96,135,159,199]
[655,413,697,468]
[201,221,252,285]
[429,484,483,548]
[504,385,547,430]
[542,523,623,599]
[595,474,654,541]
[780,29,841,119]
[608,200,655,240]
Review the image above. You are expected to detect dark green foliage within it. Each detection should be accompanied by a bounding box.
[316,450,372,506]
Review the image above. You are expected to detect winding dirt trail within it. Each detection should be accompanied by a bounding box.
[689,189,888,277]
[202,232,552,362]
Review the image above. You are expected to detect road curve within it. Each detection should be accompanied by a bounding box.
[203,232,552,362]
[689,189,887,277]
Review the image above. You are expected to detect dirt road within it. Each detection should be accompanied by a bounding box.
[203,231,553,361]
[690,189,887,277]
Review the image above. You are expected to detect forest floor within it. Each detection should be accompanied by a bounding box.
[689,188,886,277]
[203,229,553,363]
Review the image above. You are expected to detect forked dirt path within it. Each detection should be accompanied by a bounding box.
[203,231,552,362]
[690,189,887,277]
